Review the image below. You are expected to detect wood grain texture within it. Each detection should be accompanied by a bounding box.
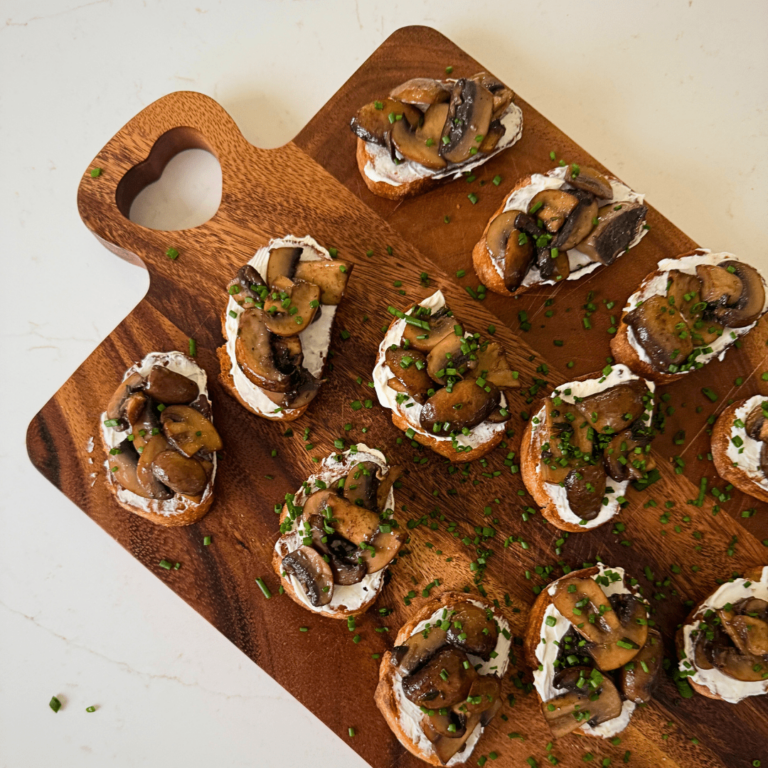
[26,26,768,768]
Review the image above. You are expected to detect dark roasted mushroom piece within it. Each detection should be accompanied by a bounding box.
[266,247,303,288]
[565,165,613,200]
[420,379,500,436]
[391,624,448,674]
[391,102,449,170]
[385,347,432,404]
[282,546,334,607]
[471,72,514,120]
[468,341,519,390]
[624,294,693,372]
[578,201,647,265]
[402,307,455,352]
[552,188,598,252]
[528,189,579,234]
[307,514,366,586]
[445,602,498,660]
[151,450,208,496]
[603,426,655,482]
[746,402,768,442]
[440,78,493,165]
[564,464,607,521]
[708,261,766,328]
[292,260,352,305]
[349,98,421,146]
[109,440,167,499]
[402,647,475,708]
[389,78,451,107]
[135,434,174,498]
[484,209,534,292]
[263,280,320,337]
[575,379,651,434]
[228,264,266,305]
[236,308,293,392]
[160,404,223,457]
[619,628,663,703]
[145,365,199,404]
[426,333,477,385]
[539,399,593,484]
[342,461,380,509]
[106,371,145,430]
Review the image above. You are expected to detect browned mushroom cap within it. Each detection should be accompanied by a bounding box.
[420,379,500,436]
[603,428,655,483]
[108,440,165,499]
[478,120,505,153]
[145,366,199,405]
[566,165,613,200]
[426,333,477,385]
[710,261,766,328]
[462,674,501,715]
[292,260,352,305]
[265,247,302,288]
[539,399,593,484]
[402,647,475,708]
[263,280,321,337]
[361,526,405,574]
[119,392,159,451]
[619,628,662,703]
[528,189,579,234]
[342,461,380,509]
[575,380,652,435]
[391,624,448,674]
[711,646,768,682]
[385,347,432,404]
[160,405,223,457]
[696,263,742,305]
[432,701,501,764]
[376,464,403,513]
[552,578,648,671]
[543,667,623,739]
[624,294,693,372]
[445,602,498,660]
[323,493,381,546]
[471,72,514,120]
[537,246,571,282]
[468,341,519,390]
[106,371,145,429]
[227,264,266,306]
[420,711,466,742]
[150,450,208,496]
[282,546,334,607]
[719,603,768,657]
[578,201,647,265]
[236,308,291,391]
[746,402,768,441]
[440,78,494,165]
[564,464,606,521]
[389,78,451,107]
[350,98,422,146]
[391,102,449,170]
[666,270,702,321]
[402,307,456,353]
[553,190,598,252]
[306,514,366,586]
[135,434,173,499]
[484,209,534,292]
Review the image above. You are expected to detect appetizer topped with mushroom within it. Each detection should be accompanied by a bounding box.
[375,593,511,766]
[101,351,221,526]
[472,165,647,296]
[218,235,353,421]
[351,72,523,200]
[712,396,768,504]
[612,249,768,383]
[524,565,661,740]
[273,445,404,618]
[677,566,768,703]
[521,365,655,531]
[373,290,519,462]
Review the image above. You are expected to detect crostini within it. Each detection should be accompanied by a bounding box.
[677,565,768,702]
[273,445,404,619]
[524,565,661,740]
[521,364,656,532]
[712,396,768,504]
[375,592,510,766]
[611,249,768,384]
[218,235,353,421]
[101,351,221,526]
[373,290,518,462]
[473,165,647,296]
[351,73,523,200]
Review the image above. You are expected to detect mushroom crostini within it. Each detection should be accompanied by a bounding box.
[711,396,768,504]
[472,165,648,296]
[677,566,768,702]
[101,351,221,526]
[524,565,661,740]
[373,290,519,462]
[521,365,656,532]
[376,593,511,766]
[351,73,523,200]
[612,249,768,384]
[218,235,353,421]
[273,445,404,618]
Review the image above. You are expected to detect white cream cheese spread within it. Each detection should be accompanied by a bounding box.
[726,396,768,492]
[393,601,511,764]
[223,235,336,419]
[623,250,768,371]
[489,165,647,287]
[373,290,508,451]
[534,565,637,738]
[101,351,216,518]
[679,566,768,703]
[274,445,393,615]
[363,102,523,187]
[530,365,655,528]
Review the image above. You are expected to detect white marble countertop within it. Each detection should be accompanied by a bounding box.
[1,1,767,766]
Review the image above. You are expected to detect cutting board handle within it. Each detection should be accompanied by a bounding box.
[76,91,257,268]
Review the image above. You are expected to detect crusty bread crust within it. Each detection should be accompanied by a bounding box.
[711,399,768,504]
[675,565,767,701]
[375,592,501,766]
[100,434,214,527]
[356,138,439,200]
[610,248,731,385]
[271,472,386,619]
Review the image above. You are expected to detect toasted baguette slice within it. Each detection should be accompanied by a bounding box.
[356,138,439,200]
[375,592,508,766]
[711,398,768,504]
[473,170,646,297]
[675,566,768,701]
[101,351,217,527]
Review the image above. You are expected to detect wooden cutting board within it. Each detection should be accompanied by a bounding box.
[27,26,768,768]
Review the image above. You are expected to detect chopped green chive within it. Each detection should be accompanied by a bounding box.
[256,577,272,599]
